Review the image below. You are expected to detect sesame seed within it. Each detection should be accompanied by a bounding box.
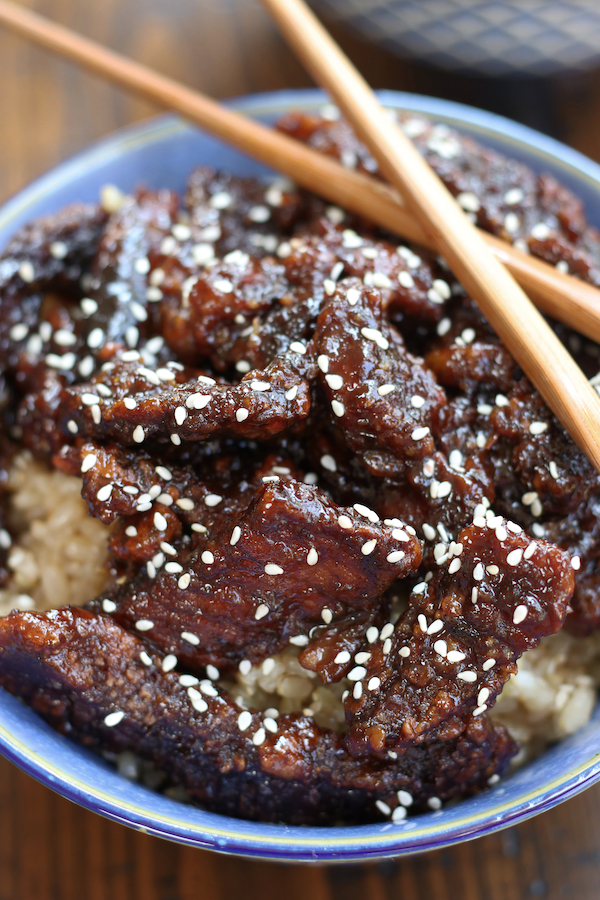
[437,317,451,336]
[348,665,367,682]
[201,551,215,565]
[513,604,528,624]
[399,646,410,658]
[477,688,490,705]
[411,426,430,441]
[265,564,283,575]
[338,515,353,529]
[457,671,477,683]
[206,664,219,681]
[361,539,377,556]
[162,654,178,673]
[135,619,154,631]
[238,711,253,731]
[482,659,496,671]
[102,598,117,613]
[178,573,191,590]
[381,623,394,640]
[153,512,167,531]
[264,717,278,734]
[417,613,428,632]
[506,549,523,566]
[81,453,97,474]
[346,288,360,305]
[387,550,405,563]
[353,682,363,700]
[504,187,524,205]
[320,454,337,472]
[325,373,343,390]
[366,627,379,644]
[428,620,444,635]
[531,222,550,240]
[378,383,395,396]
[398,270,415,289]
[132,425,145,444]
[97,483,113,502]
[204,494,222,507]
[18,260,35,283]
[529,421,548,435]
[307,548,319,566]
[285,385,299,401]
[289,341,307,355]
[179,632,200,649]
[504,212,520,234]
[331,399,345,417]
[473,563,484,581]
[447,650,466,663]
[255,604,269,620]
[104,711,125,727]
[471,587,478,603]
[423,523,436,541]
[289,635,309,646]
[572,556,581,571]
[448,558,461,574]
[434,639,447,657]
[321,608,333,624]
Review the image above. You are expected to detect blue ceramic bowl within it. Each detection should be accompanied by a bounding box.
[2,89,600,862]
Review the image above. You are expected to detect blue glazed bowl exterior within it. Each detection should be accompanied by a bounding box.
[2,90,600,861]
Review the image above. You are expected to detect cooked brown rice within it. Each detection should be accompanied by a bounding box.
[2,456,600,772]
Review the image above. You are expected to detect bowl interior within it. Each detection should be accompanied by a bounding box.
[3,89,600,861]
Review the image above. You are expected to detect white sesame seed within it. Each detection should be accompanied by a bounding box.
[320,454,337,472]
[352,682,363,700]
[482,658,496,671]
[513,604,528,624]
[67,420,78,434]
[325,373,344,391]
[255,604,269,620]
[446,650,466,663]
[331,399,345,417]
[201,551,215,565]
[102,598,117,613]
[380,623,394,640]
[378,384,395,397]
[206,664,219,681]
[411,426,430,441]
[428,620,444,635]
[361,539,377,556]
[346,288,360,305]
[307,548,319,566]
[97,483,113,502]
[338,515,353,529]
[398,270,415,289]
[180,631,200,646]
[399,646,410,658]
[238,711,253,731]
[366,627,379,644]
[473,563,484,581]
[152,512,166,532]
[135,619,154,631]
[132,425,145,444]
[204,494,222,507]
[81,453,97,474]
[531,222,550,240]
[265,564,283,575]
[386,550,405,563]
[504,212,520,234]
[104,711,125,727]
[289,635,309,647]
[448,558,461,574]
[506,548,523,566]
[529,421,548,435]
[321,608,333,624]
[238,660,252,676]
[348,666,367,682]
[161,654,178,673]
[236,408,249,423]
[477,688,490,706]
[504,187,524,205]
[434,639,447,657]
[178,573,191,590]
[457,671,477,683]
[571,556,581,571]
[285,385,299,401]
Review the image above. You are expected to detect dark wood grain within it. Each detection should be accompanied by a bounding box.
[2,1,600,897]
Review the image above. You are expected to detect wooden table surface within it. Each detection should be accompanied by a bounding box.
[3,2,600,897]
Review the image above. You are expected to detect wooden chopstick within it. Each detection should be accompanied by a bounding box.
[2,2,600,468]
[1,3,600,343]
[260,0,600,472]
[2,4,600,343]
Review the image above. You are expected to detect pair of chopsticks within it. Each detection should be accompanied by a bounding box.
[1,1,600,471]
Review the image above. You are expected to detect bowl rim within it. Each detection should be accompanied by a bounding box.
[3,87,600,861]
